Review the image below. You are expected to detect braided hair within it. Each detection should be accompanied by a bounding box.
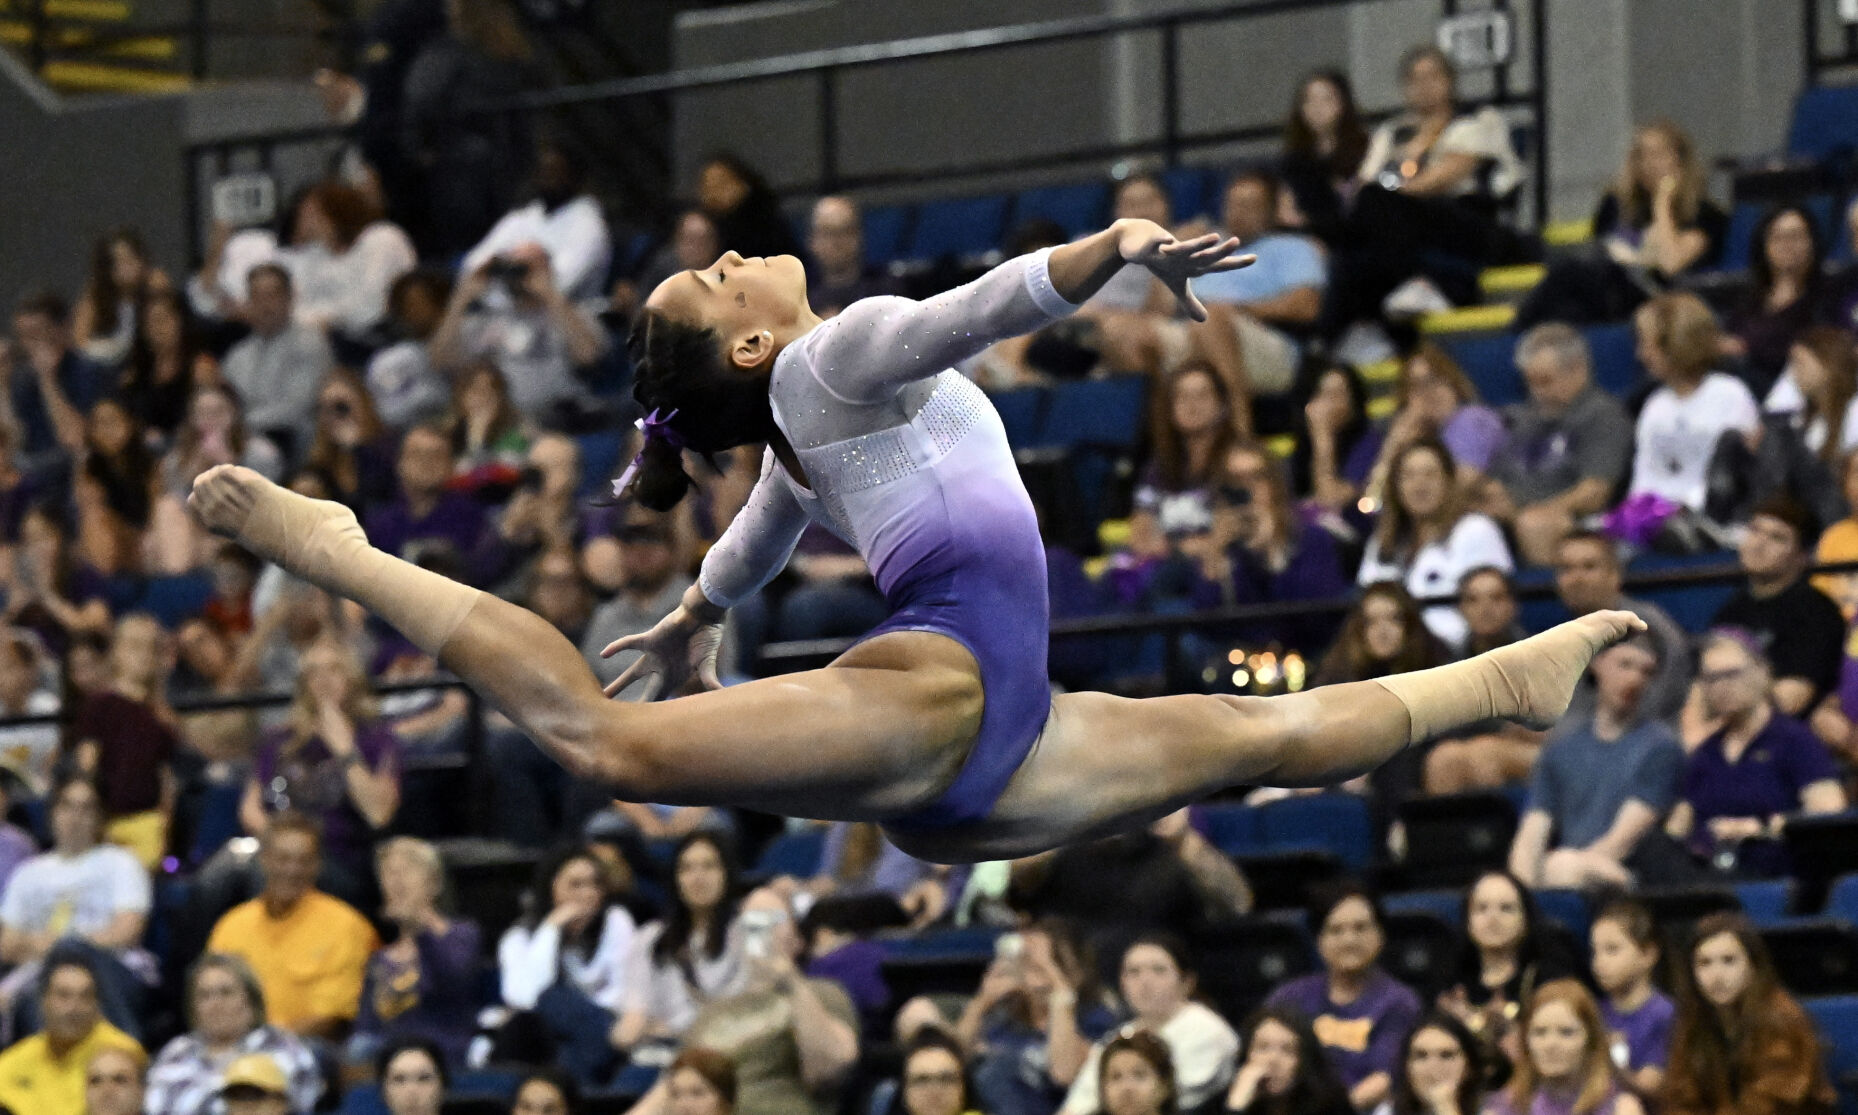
[624,309,778,511]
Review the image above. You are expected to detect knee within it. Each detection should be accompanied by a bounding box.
[1516,504,1573,564]
[1424,742,1467,794]
[1540,849,1584,889]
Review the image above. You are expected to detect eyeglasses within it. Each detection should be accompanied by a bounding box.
[907,1073,963,1088]
[1699,666,1749,684]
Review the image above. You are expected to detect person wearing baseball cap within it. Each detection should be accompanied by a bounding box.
[220,1052,289,1115]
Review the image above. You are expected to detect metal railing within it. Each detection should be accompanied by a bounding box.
[1805,0,1858,85]
[181,0,1550,262]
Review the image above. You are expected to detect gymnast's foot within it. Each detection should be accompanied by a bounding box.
[1485,609,1647,729]
[187,465,365,582]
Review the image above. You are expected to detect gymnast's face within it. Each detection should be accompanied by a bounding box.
[646,251,812,375]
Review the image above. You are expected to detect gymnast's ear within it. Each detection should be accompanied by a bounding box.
[729,328,776,373]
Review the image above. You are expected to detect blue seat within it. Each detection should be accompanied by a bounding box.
[1788,84,1858,163]
[1255,793,1373,871]
[1439,331,1523,406]
[1535,888,1591,939]
[575,429,627,500]
[190,780,246,867]
[1804,994,1858,1115]
[1583,322,1640,398]
[1383,888,1462,926]
[1163,166,1216,223]
[1032,377,1147,450]
[990,386,1047,448]
[612,1065,661,1096]
[863,204,912,264]
[907,194,1011,260]
[880,927,1000,960]
[337,1086,388,1115]
[1719,201,1766,273]
[1015,181,1110,236]
[1199,803,1263,857]
[1735,879,1795,927]
[1828,873,1858,923]
[134,573,215,629]
[754,827,826,878]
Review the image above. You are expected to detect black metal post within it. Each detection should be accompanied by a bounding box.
[27,0,48,72]
[191,0,210,79]
[1805,0,1820,85]
[1160,20,1181,166]
[1531,0,1549,227]
[819,67,840,192]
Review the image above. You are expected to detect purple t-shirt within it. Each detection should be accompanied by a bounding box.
[364,493,493,585]
[254,722,400,868]
[1486,1086,1626,1115]
[1683,713,1838,874]
[1264,968,1421,1088]
[1601,990,1674,1073]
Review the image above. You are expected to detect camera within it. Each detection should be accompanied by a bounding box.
[516,466,547,493]
[740,908,782,958]
[485,256,531,288]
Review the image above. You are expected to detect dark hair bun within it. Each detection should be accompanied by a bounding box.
[632,435,693,512]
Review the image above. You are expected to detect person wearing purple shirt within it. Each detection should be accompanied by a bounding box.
[1667,630,1848,877]
[1265,884,1420,1111]
[364,425,501,586]
[350,837,482,1069]
[1589,901,1673,1096]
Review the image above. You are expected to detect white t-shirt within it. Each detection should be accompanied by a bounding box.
[1058,1002,1239,1115]
[498,905,638,1013]
[1763,370,1858,457]
[1629,373,1762,512]
[1358,512,1515,649]
[0,845,151,936]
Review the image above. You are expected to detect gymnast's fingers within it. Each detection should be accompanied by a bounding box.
[1208,253,1258,272]
[1174,277,1210,323]
[602,631,653,658]
[698,655,723,692]
[605,656,652,697]
[637,673,667,703]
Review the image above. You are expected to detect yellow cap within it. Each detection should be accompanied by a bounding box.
[220,1053,287,1096]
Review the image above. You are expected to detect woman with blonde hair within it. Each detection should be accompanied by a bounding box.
[1518,120,1727,328]
[350,837,483,1069]
[1485,980,1643,1115]
[1624,292,1760,514]
[1361,344,1505,505]
[238,636,401,899]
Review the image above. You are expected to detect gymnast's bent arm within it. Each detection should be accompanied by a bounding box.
[810,220,1248,405]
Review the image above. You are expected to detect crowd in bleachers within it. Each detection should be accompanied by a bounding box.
[3,0,1858,1110]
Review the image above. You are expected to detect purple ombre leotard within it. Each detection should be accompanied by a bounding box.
[695,249,1081,831]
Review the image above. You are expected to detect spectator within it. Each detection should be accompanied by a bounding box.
[620,209,722,322]
[0,781,36,905]
[1332,45,1524,321]
[1552,531,1691,722]
[377,1036,448,1115]
[73,397,156,577]
[1266,883,1422,1110]
[7,292,112,477]
[0,424,45,561]
[304,369,396,514]
[1726,205,1826,398]
[0,629,61,797]
[151,384,286,573]
[0,777,150,1039]
[892,1030,977,1115]
[952,920,1117,1115]
[489,433,583,589]
[1763,324,1858,465]
[510,1069,580,1115]
[145,953,323,1115]
[806,196,904,318]
[217,1052,292,1115]
[580,511,694,692]
[1094,1030,1175,1115]
[1278,69,1369,241]
[447,360,531,484]
[0,957,140,1115]
[1508,634,1683,890]
[1667,630,1847,878]
[495,844,638,1084]
[429,243,609,424]
[1662,913,1835,1115]
[400,0,536,256]
[219,265,334,458]
[1075,172,1173,325]
[73,228,164,367]
[365,424,497,585]
[1357,438,1514,649]
[464,138,613,305]
[1288,360,1376,512]
[284,178,418,341]
[1823,195,1858,334]
[666,1048,736,1115]
[611,832,746,1060]
[120,287,208,440]
[696,154,803,261]
[351,837,481,1070]
[6,504,111,659]
[1625,292,1760,516]
[1481,325,1636,565]
[1364,345,1507,499]
[1375,1013,1484,1115]
[1456,567,1525,657]
[1222,1006,1352,1115]
[1058,936,1239,1115]
[69,613,180,869]
[1587,901,1673,1098]
[1313,582,1450,687]
[1124,365,1247,567]
[787,823,959,931]
[1485,980,1644,1115]
[206,811,379,1039]
[672,886,858,1115]
[1517,120,1727,328]
[83,1045,146,1115]
[240,637,401,900]
[1709,496,1845,717]
[366,270,455,431]
[1438,871,1577,1071]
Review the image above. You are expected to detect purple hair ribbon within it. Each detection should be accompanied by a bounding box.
[610,408,684,500]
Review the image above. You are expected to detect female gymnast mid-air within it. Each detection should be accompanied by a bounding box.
[188,219,1640,864]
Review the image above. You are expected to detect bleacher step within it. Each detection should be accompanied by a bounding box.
[39,58,189,93]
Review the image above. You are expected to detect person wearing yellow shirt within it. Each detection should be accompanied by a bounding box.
[0,956,142,1115]
[206,812,377,1040]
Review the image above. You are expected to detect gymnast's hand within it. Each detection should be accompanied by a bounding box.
[601,604,724,701]
[1114,219,1253,323]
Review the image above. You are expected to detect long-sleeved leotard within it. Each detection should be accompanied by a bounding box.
[696,248,1080,829]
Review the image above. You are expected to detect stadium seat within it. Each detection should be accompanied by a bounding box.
[1437,331,1523,406]
[1254,792,1373,871]
[1736,879,1797,927]
[1199,802,1263,857]
[1637,886,1741,937]
[135,573,214,628]
[906,194,1011,260]
[1162,166,1216,223]
[1787,84,1858,164]
[1233,850,1343,911]
[1719,201,1765,272]
[1383,888,1462,926]
[1381,909,1461,999]
[1031,376,1148,450]
[1394,792,1518,890]
[1785,813,1858,901]
[1828,873,1858,923]
[862,204,912,264]
[1015,181,1109,236]
[1582,322,1640,398]
[878,926,1000,960]
[1534,888,1591,942]
[753,827,826,878]
[1194,913,1315,1020]
[990,385,1047,448]
[1803,995,1858,1115]
[1762,919,1858,996]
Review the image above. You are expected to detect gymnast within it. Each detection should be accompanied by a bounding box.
[188,218,1640,863]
